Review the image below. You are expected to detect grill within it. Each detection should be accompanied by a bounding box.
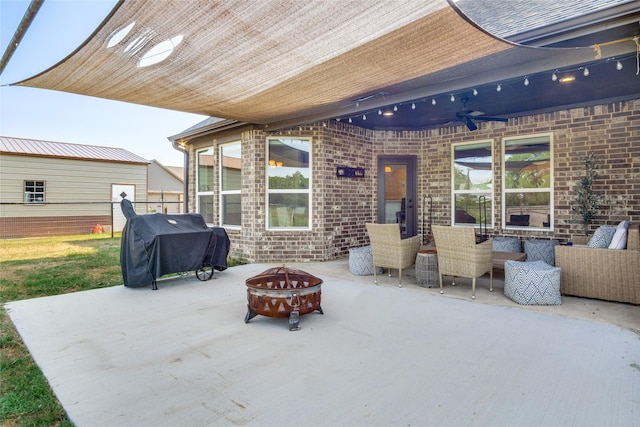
[244,266,323,331]
[119,197,230,290]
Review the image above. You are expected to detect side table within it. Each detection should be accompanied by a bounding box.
[415,249,438,288]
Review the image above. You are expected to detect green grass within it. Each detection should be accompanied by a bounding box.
[0,234,247,426]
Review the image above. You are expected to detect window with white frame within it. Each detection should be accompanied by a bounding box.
[452,141,493,227]
[267,137,310,229]
[503,134,552,229]
[196,147,214,223]
[220,142,241,227]
[24,180,45,204]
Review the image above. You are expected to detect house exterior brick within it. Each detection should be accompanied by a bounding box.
[182,98,640,263]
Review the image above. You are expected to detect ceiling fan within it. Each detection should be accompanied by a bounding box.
[452,97,508,131]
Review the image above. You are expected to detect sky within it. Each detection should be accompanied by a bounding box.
[0,0,208,167]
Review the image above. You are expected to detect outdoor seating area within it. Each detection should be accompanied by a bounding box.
[349,221,640,307]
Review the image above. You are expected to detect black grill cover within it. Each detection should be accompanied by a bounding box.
[120,199,230,287]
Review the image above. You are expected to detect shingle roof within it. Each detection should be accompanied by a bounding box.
[455,0,632,38]
[0,136,149,164]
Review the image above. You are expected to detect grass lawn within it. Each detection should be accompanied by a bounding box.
[1,234,122,426]
[0,234,246,426]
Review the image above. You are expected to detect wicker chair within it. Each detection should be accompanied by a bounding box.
[365,223,420,287]
[431,225,493,300]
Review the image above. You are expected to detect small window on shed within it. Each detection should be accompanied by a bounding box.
[24,181,45,204]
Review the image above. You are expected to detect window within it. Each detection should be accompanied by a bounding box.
[220,142,241,227]
[503,134,552,229]
[452,141,493,227]
[267,138,311,229]
[24,180,45,204]
[196,148,214,223]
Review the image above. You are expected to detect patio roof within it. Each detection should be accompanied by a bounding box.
[11,0,640,132]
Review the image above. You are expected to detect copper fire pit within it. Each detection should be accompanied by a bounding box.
[244,266,323,331]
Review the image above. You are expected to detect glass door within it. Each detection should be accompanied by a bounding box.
[377,156,417,239]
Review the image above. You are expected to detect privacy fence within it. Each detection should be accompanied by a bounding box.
[0,201,182,239]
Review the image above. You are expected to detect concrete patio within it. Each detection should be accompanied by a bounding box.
[6,258,640,426]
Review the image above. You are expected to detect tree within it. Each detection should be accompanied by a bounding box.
[571,151,602,235]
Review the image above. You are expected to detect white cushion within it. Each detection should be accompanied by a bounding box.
[608,221,630,250]
[587,225,617,248]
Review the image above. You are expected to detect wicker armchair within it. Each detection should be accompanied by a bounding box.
[365,223,420,287]
[431,225,493,300]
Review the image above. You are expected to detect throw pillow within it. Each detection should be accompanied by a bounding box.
[608,220,630,250]
[587,225,617,248]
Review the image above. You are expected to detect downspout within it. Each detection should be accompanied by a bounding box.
[171,138,189,213]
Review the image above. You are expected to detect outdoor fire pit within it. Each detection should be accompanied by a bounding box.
[244,266,323,331]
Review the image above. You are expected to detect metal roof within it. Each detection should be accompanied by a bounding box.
[0,136,149,164]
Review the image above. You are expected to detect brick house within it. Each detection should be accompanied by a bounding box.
[169,99,639,263]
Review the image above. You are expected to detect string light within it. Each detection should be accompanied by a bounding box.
[332,53,636,125]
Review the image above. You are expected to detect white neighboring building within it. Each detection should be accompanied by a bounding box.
[147,159,184,214]
[0,136,149,238]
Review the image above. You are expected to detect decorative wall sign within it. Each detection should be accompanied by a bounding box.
[336,166,365,178]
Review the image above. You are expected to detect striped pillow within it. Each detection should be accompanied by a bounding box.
[587,226,617,248]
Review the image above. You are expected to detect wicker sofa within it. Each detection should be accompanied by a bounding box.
[555,222,640,304]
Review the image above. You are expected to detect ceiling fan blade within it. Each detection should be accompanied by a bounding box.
[474,116,508,122]
[463,116,477,131]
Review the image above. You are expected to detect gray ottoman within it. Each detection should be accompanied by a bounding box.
[349,246,379,276]
[504,260,561,305]
[524,239,559,265]
[492,236,521,253]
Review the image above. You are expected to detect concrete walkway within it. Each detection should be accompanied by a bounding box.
[6,258,640,426]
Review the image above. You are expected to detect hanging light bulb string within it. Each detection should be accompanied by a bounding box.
[332,50,638,124]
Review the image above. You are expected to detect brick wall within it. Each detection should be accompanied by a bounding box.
[189,98,639,262]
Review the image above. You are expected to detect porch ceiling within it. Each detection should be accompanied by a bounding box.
[12,0,640,132]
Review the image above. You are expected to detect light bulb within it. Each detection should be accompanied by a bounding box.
[393,105,398,112]
[616,61,623,70]
[348,118,352,123]
[378,109,382,115]
[336,118,341,122]
[432,98,436,105]
[552,72,558,81]
[450,94,455,102]
[411,103,416,110]
[496,84,501,92]
[362,114,366,120]
[524,77,529,86]
[583,67,589,76]
[473,89,478,96]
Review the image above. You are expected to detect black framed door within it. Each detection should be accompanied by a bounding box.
[377,155,417,239]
